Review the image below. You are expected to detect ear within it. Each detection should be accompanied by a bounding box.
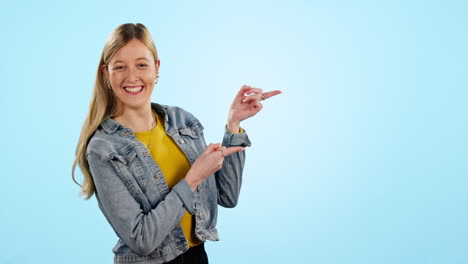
[155,59,161,75]
[101,64,110,81]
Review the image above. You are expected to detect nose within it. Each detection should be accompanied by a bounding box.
[125,66,139,83]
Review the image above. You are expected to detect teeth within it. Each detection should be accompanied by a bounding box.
[124,86,143,93]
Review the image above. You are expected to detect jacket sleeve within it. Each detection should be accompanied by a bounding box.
[214,126,252,208]
[86,152,195,256]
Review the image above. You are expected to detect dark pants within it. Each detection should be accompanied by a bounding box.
[165,243,209,264]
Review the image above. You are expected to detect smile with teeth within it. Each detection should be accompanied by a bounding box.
[123,86,144,94]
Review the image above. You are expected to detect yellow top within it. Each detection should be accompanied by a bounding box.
[134,110,202,247]
[228,127,243,134]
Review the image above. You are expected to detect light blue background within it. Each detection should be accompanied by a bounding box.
[0,0,467,263]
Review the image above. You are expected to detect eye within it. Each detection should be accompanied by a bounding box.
[138,64,148,68]
[114,65,125,70]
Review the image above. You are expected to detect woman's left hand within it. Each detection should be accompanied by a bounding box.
[227,85,282,132]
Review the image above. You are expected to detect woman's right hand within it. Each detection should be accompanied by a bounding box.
[185,143,245,190]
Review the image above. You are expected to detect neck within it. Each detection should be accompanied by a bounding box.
[112,103,155,133]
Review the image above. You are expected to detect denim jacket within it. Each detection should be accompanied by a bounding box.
[86,103,251,263]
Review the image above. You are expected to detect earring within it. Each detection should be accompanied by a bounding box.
[106,80,111,89]
[155,73,159,85]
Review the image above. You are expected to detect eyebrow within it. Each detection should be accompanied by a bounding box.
[113,57,151,64]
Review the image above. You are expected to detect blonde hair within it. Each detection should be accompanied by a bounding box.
[72,23,159,199]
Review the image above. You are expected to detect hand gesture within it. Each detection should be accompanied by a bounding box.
[185,143,245,190]
[227,85,282,132]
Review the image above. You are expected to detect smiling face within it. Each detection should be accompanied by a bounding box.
[102,38,160,113]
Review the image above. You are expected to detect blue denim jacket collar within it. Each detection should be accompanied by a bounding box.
[101,103,162,134]
[100,103,187,139]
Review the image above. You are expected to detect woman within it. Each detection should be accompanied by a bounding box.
[72,23,281,264]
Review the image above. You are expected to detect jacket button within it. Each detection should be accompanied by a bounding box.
[196,186,201,192]
[178,139,185,144]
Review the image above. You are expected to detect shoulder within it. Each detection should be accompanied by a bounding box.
[86,125,129,161]
[85,129,112,160]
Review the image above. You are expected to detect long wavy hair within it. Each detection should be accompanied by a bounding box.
[72,23,159,199]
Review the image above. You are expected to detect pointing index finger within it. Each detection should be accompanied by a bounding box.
[222,146,245,157]
[261,90,282,100]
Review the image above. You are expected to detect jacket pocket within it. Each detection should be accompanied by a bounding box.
[178,119,206,156]
[179,119,204,139]
[109,146,148,195]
